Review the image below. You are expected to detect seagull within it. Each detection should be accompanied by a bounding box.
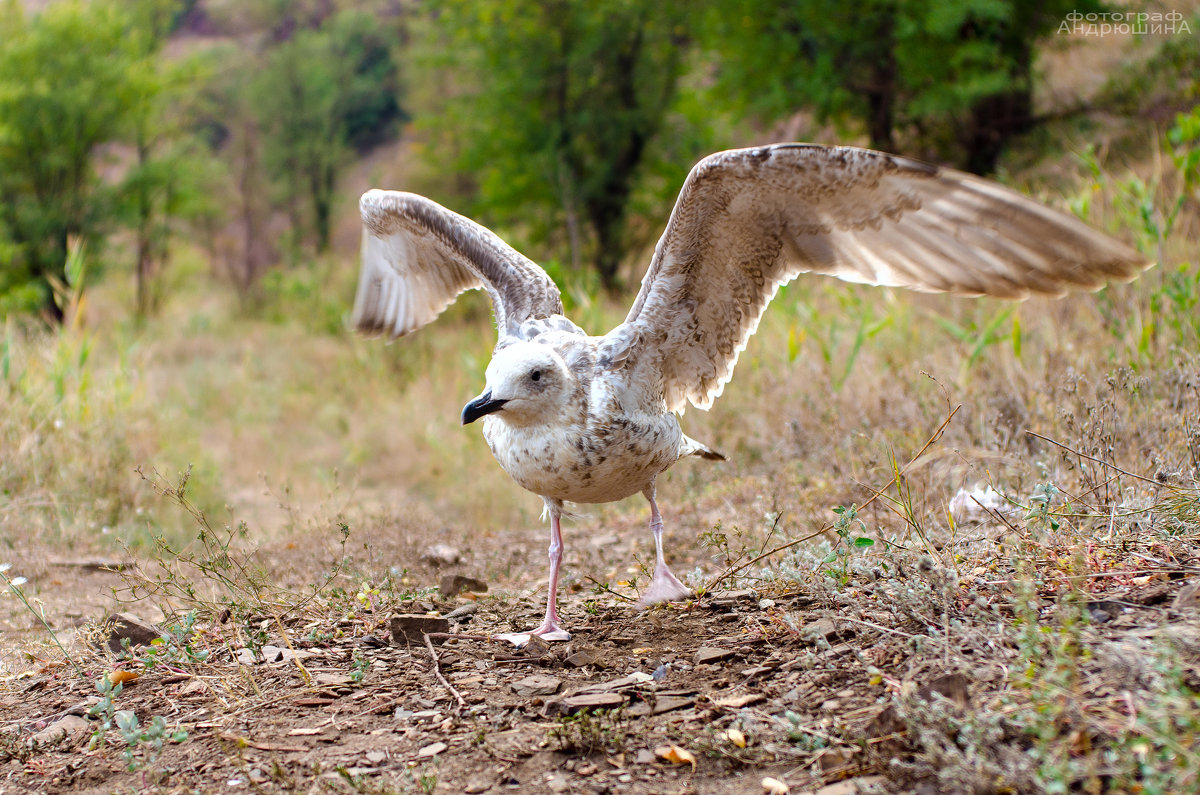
[350,143,1148,643]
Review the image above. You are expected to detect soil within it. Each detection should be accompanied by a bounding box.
[1,508,1197,795]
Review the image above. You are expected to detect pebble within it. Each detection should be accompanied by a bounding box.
[693,646,736,665]
[416,741,447,758]
[511,674,562,696]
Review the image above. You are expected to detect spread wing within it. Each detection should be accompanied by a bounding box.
[607,144,1151,412]
[352,190,563,341]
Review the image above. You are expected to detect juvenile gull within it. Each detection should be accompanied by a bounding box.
[351,144,1149,643]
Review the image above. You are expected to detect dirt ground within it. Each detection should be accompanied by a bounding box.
[3,497,1199,795]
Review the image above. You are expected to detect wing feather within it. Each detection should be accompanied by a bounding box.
[352,190,563,341]
[612,144,1151,412]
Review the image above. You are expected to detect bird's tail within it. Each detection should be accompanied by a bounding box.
[682,434,726,462]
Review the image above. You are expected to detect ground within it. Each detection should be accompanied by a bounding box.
[3,436,1200,795]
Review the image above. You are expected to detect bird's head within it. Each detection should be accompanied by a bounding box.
[461,343,573,427]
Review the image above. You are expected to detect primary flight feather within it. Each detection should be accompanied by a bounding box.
[351,143,1148,643]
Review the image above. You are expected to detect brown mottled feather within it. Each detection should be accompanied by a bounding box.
[615,145,1151,412]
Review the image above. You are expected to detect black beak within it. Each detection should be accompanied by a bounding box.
[461,389,508,425]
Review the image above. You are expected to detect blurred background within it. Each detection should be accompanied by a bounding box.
[1,0,1197,557]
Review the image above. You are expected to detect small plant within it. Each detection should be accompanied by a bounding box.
[350,648,370,683]
[123,610,210,671]
[114,711,188,772]
[547,708,629,755]
[823,504,874,586]
[89,675,188,773]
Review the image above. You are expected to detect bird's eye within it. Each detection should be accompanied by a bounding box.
[531,370,542,382]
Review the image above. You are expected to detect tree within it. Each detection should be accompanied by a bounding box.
[0,0,148,321]
[704,0,1100,173]
[418,0,697,290]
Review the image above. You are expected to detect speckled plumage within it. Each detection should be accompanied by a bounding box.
[351,144,1150,643]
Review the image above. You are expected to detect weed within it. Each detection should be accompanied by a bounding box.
[547,708,629,755]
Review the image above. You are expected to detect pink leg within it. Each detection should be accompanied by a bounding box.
[637,487,692,607]
[495,502,571,645]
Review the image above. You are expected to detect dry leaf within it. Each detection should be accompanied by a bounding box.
[761,776,789,794]
[725,728,747,748]
[108,669,138,686]
[655,744,696,769]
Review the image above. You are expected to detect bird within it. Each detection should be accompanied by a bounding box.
[350,143,1149,644]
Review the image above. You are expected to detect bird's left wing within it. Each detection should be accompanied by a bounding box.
[352,190,563,341]
[604,144,1149,412]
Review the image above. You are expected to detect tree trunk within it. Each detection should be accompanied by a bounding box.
[964,40,1034,174]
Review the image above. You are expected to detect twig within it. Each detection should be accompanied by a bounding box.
[706,405,960,592]
[584,576,636,602]
[424,632,466,711]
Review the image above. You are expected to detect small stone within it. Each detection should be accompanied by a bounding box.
[440,574,488,598]
[260,645,284,663]
[562,692,625,714]
[390,614,450,645]
[547,775,570,793]
[762,776,789,794]
[235,647,257,666]
[365,751,386,764]
[417,741,447,758]
[393,708,414,721]
[634,749,655,764]
[693,646,736,665]
[178,679,207,697]
[65,697,100,716]
[805,618,839,641]
[421,544,461,566]
[444,603,479,620]
[100,613,163,654]
[813,776,885,795]
[29,715,89,747]
[565,647,604,668]
[464,777,492,794]
[512,674,562,696]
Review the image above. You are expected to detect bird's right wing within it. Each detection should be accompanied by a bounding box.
[352,190,564,341]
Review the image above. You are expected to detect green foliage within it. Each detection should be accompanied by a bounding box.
[414,0,700,288]
[0,0,189,321]
[247,8,405,254]
[702,0,1098,171]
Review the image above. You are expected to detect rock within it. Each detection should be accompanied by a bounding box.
[235,647,257,666]
[365,751,386,764]
[421,544,461,566]
[561,692,625,714]
[565,647,604,668]
[178,679,208,697]
[440,574,488,598]
[804,618,839,641]
[1174,580,1200,609]
[65,697,101,716]
[694,646,736,665]
[511,674,562,696]
[634,749,655,765]
[547,775,570,793]
[714,692,764,708]
[390,614,450,645]
[628,695,694,716]
[915,672,971,708]
[29,715,90,747]
[812,776,885,795]
[416,741,447,758]
[100,613,163,654]
[762,777,790,794]
[443,603,479,620]
[464,777,492,793]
